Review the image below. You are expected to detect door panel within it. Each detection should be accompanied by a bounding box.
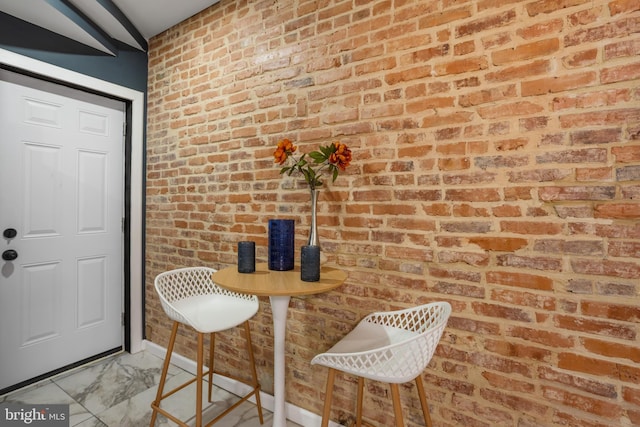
[24,143,62,236]
[78,150,108,233]
[77,256,108,328]
[0,69,125,391]
[22,262,61,344]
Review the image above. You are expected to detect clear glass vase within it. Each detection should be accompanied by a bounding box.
[308,189,320,247]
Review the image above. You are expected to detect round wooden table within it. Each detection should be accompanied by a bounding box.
[212,262,347,427]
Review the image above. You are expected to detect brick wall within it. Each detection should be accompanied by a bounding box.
[145,0,640,425]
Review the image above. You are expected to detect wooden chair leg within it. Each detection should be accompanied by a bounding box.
[196,333,204,427]
[150,321,179,427]
[243,320,264,423]
[415,376,432,427]
[208,332,215,402]
[356,377,364,427]
[390,383,404,427]
[321,368,337,427]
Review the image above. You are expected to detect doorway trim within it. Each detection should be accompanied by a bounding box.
[0,48,144,354]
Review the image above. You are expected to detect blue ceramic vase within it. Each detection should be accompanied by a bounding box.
[268,219,295,271]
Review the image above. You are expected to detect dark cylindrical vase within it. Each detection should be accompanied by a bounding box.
[301,245,320,282]
[238,241,255,273]
[268,219,295,271]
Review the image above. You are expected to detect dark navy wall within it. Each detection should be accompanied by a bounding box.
[0,12,147,92]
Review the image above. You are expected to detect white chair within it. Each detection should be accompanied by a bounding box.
[150,267,263,427]
[311,302,451,427]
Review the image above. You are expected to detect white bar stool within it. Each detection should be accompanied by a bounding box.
[150,267,263,427]
[311,302,451,427]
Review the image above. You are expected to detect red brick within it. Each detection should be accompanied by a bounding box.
[605,38,640,60]
[543,386,623,418]
[493,289,556,312]
[526,0,590,17]
[493,38,560,65]
[564,17,640,47]
[438,157,471,171]
[553,411,620,427]
[609,0,640,15]
[439,408,491,427]
[486,59,551,82]
[560,109,640,128]
[491,204,522,217]
[419,6,472,28]
[486,271,553,290]
[613,146,640,162]
[581,301,640,323]
[608,240,640,257]
[434,57,489,75]
[539,185,614,201]
[558,353,618,377]
[521,71,596,96]
[477,101,544,119]
[500,221,563,235]
[456,10,516,37]
[583,338,640,363]
[482,371,535,393]
[450,394,513,426]
[573,257,640,279]
[623,386,640,406]
[556,314,636,340]
[517,19,563,39]
[485,338,552,362]
[595,203,640,219]
[480,388,547,415]
[458,84,517,107]
[539,366,617,397]
[472,302,534,322]
[445,188,501,202]
[533,239,604,256]
[563,48,598,68]
[448,317,500,336]
[601,62,640,84]
[576,166,612,181]
[469,236,527,251]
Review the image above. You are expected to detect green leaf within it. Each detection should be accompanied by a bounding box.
[319,144,335,157]
[308,151,326,163]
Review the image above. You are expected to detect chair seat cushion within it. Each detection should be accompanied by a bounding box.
[172,294,259,333]
[325,321,418,355]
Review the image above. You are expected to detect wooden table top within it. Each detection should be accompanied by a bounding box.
[211,262,347,297]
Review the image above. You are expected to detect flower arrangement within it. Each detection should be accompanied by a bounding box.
[273,138,352,191]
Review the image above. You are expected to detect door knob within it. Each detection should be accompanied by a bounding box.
[2,250,18,261]
[3,228,17,239]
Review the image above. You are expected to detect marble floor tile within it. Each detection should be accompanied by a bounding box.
[0,380,93,426]
[1,351,301,427]
[53,351,178,415]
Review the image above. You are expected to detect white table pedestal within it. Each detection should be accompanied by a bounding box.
[269,295,291,427]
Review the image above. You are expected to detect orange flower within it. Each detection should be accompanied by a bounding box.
[273,138,297,165]
[275,139,352,190]
[328,142,352,171]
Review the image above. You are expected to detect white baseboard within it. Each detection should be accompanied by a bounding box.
[143,340,343,427]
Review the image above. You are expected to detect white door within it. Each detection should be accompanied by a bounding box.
[0,69,124,391]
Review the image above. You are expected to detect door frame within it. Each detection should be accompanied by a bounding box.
[0,48,144,354]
